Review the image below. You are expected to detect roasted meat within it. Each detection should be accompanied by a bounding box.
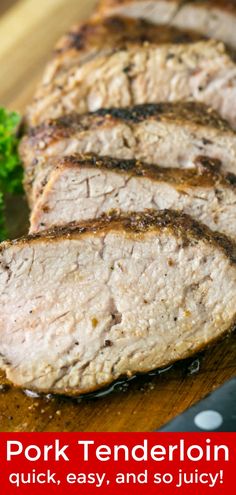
[29,154,236,241]
[1,211,236,395]
[21,103,236,206]
[96,0,236,49]
[26,17,236,128]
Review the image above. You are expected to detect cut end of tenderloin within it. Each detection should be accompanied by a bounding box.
[0,211,236,396]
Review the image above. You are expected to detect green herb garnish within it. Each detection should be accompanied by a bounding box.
[0,108,23,240]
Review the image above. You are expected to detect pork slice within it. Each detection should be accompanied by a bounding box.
[21,103,236,190]
[25,17,236,128]
[29,154,236,242]
[22,102,236,207]
[95,0,236,50]
[1,210,236,396]
[38,16,202,83]
[23,103,236,208]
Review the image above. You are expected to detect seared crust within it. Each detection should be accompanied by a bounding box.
[23,151,236,205]
[54,16,204,56]
[2,210,236,265]
[21,102,232,153]
[82,102,231,129]
[94,3,236,58]
[50,153,236,190]
[20,103,233,184]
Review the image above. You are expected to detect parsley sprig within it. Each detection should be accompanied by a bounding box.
[0,108,23,240]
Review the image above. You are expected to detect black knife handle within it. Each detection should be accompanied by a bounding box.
[157,377,236,432]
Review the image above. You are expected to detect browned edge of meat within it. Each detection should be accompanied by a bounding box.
[21,101,236,208]
[53,15,205,57]
[20,101,231,157]
[94,1,236,51]
[3,209,236,264]
[48,14,236,74]
[35,153,236,193]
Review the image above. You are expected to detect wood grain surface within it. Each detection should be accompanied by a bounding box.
[0,0,16,16]
[0,0,236,432]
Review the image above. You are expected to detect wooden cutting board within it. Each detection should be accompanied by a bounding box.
[0,0,236,433]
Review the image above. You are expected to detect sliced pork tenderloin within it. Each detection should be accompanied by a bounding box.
[25,17,236,128]
[96,0,236,50]
[21,103,236,206]
[33,16,202,84]
[1,210,236,396]
[29,154,236,241]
